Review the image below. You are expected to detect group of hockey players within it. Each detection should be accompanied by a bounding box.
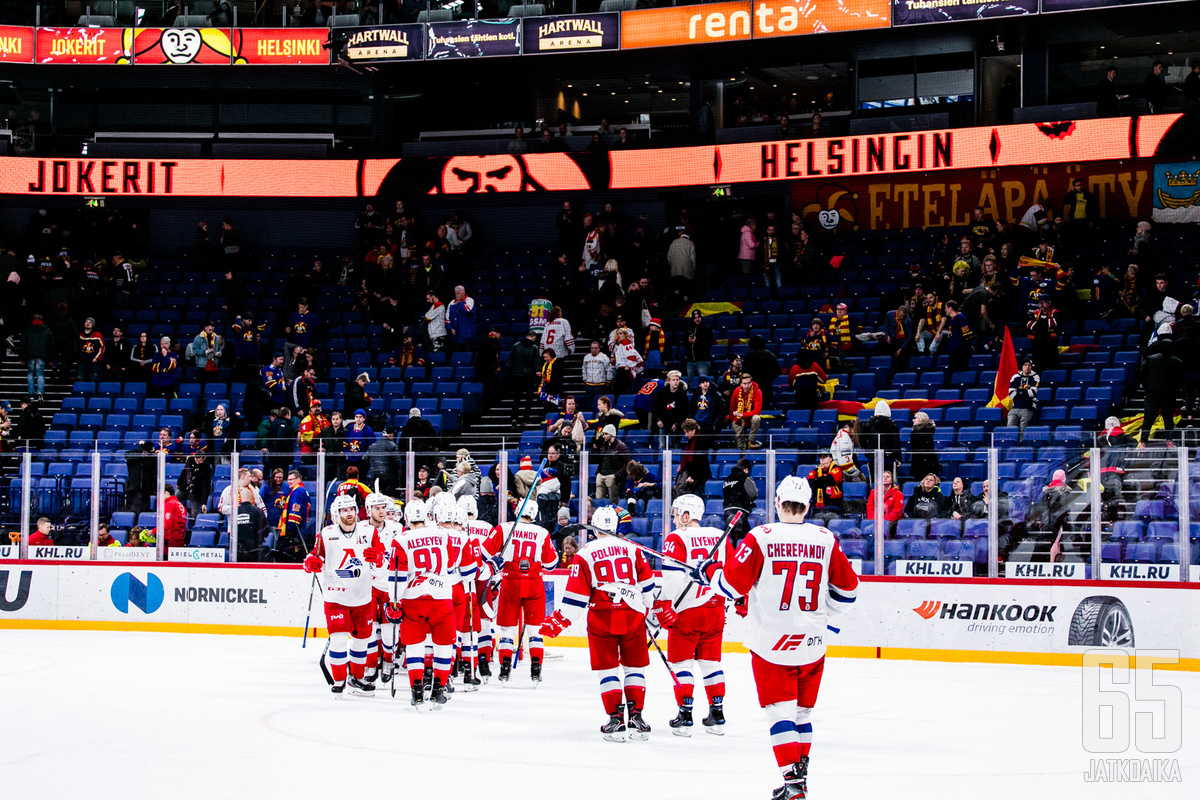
[304,473,858,800]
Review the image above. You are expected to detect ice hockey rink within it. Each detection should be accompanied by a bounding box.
[2,629,1195,799]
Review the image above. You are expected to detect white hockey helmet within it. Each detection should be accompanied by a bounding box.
[330,494,359,518]
[775,476,813,509]
[430,493,458,525]
[591,506,619,535]
[404,497,427,524]
[453,503,468,526]
[365,492,389,508]
[457,494,478,519]
[671,494,706,524]
[385,500,401,520]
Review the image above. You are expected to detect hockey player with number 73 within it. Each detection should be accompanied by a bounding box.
[539,506,666,743]
[691,476,859,800]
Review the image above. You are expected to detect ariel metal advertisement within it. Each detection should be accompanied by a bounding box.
[427,18,521,59]
[522,12,620,54]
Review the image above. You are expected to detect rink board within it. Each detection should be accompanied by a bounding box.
[2,562,1198,669]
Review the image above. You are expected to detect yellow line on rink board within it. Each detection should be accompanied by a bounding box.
[4,621,1195,670]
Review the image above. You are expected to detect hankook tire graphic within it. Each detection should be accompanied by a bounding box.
[1068,596,1134,647]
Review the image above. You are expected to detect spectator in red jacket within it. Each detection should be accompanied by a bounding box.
[866,470,904,525]
[162,485,188,548]
[727,373,763,451]
[29,517,54,546]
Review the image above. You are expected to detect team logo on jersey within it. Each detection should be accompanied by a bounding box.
[110,572,165,614]
[335,553,364,579]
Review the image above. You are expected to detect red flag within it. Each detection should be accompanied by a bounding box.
[987,327,1018,410]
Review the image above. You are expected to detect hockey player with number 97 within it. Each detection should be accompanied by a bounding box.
[304,494,385,698]
[692,476,859,800]
[539,506,664,743]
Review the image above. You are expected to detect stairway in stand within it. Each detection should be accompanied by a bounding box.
[458,352,589,451]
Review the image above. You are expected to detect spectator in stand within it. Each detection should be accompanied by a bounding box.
[236,498,269,563]
[13,395,45,449]
[743,335,782,407]
[130,331,154,379]
[336,465,372,520]
[29,517,54,547]
[20,314,54,399]
[905,473,943,520]
[513,454,537,499]
[1007,359,1040,435]
[556,201,584,257]
[344,410,374,472]
[290,366,318,417]
[355,203,385,251]
[641,318,666,374]
[722,458,756,544]
[343,373,373,422]
[831,421,866,483]
[1144,60,1168,114]
[1061,177,1099,249]
[97,523,120,548]
[180,436,213,517]
[582,340,613,399]
[866,470,904,526]
[938,300,974,371]
[593,424,630,503]
[802,318,833,371]
[104,326,131,378]
[508,330,541,403]
[1026,295,1059,373]
[806,112,828,137]
[285,298,320,353]
[611,332,644,396]
[541,305,576,359]
[655,370,690,447]
[446,285,477,348]
[827,303,856,359]
[366,428,402,496]
[76,317,105,381]
[162,485,188,549]
[318,410,347,480]
[674,418,712,496]
[582,213,603,275]
[149,337,181,400]
[422,290,447,352]
[860,400,901,469]
[907,411,941,485]
[623,460,661,514]
[1140,337,1183,442]
[682,310,714,380]
[690,375,725,435]
[538,349,564,409]
[218,467,267,517]
[188,321,222,379]
[1177,304,1200,419]
[761,221,783,291]
[737,217,758,275]
[230,313,264,382]
[507,126,529,154]
[450,460,480,501]
[593,396,625,442]
[220,218,242,272]
[263,407,294,479]
[728,373,763,451]
[401,408,437,469]
[668,231,698,302]
[261,353,288,407]
[884,306,912,366]
[1096,66,1122,117]
[915,291,944,355]
[632,374,664,430]
[942,477,971,521]
[276,470,310,562]
[718,353,744,405]
[297,398,330,460]
[807,451,844,523]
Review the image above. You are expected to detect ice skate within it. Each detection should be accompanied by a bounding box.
[478,657,492,681]
[600,710,626,743]
[702,700,725,735]
[380,660,394,684]
[462,669,482,692]
[348,676,375,697]
[430,678,449,709]
[331,682,345,699]
[498,655,512,683]
[627,704,650,741]
[669,699,694,737]
[770,758,808,800]
[410,679,425,710]
[530,656,543,683]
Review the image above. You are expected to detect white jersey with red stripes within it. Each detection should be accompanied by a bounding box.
[560,535,656,626]
[392,525,478,601]
[314,521,382,608]
[483,520,557,578]
[369,520,406,596]
[463,519,492,579]
[661,525,729,612]
[713,521,858,666]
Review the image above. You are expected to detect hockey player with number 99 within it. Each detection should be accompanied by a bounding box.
[539,506,662,743]
[304,494,385,698]
[692,476,858,800]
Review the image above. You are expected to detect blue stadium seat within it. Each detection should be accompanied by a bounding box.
[895,519,928,538]
[942,540,974,561]
[930,519,962,539]
[907,540,940,560]
[1112,521,1143,542]
[1126,543,1157,564]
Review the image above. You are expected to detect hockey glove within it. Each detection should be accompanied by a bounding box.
[363,545,384,568]
[651,600,678,630]
[539,610,571,639]
[734,597,749,618]
[302,553,323,574]
[384,602,404,624]
[690,557,720,587]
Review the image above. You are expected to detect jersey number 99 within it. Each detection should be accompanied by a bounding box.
[593,556,634,584]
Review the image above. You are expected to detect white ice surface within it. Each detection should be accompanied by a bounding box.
[1,630,1196,800]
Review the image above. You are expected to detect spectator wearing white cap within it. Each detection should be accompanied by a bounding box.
[593,424,630,503]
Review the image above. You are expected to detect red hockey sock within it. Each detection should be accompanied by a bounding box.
[367,649,379,670]
[601,690,623,716]
[530,644,544,661]
[408,668,424,686]
[674,681,694,706]
[623,685,645,711]
[705,683,725,704]
[331,662,348,683]
[434,668,450,685]
[349,661,365,680]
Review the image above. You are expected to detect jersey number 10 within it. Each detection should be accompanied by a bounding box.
[772,561,823,612]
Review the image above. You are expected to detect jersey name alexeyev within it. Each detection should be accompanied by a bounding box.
[766,542,826,559]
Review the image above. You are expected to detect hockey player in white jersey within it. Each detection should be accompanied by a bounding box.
[539,507,662,742]
[659,493,735,736]
[304,494,384,697]
[365,493,405,684]
[458,495,496,679]
[693,476,859,799]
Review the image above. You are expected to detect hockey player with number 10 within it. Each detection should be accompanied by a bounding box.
[540,507,664,743]
[693,476,859,800]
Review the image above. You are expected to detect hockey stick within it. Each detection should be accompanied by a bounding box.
[302,572,324,648]
[319,640,334,686]
[670,511,743,610]
[390,531,400,699]
[646,619,681,689]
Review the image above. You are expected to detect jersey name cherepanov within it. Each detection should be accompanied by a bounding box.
[765,542,826,560]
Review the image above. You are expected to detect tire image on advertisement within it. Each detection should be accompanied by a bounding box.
[1068,595,1134,648]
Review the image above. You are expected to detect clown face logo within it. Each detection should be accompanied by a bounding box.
[162,28,202,63]
[818,210,840,230]
[800,184,860,231]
